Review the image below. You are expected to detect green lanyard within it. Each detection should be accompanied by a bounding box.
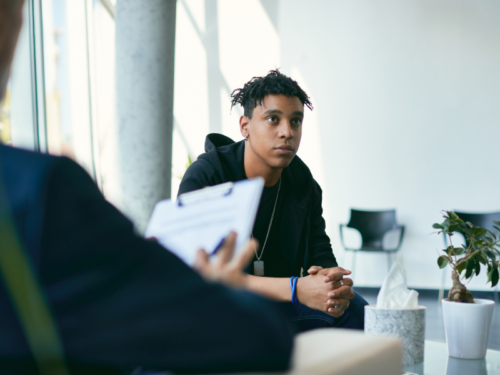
[0,169,69,375]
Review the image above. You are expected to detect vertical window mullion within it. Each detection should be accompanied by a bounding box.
[30,0,48,153]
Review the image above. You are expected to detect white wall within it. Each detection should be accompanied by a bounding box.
[172,0,500,290]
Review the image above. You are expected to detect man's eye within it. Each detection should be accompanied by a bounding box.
[267,116,277,122]
[292,118,302,125]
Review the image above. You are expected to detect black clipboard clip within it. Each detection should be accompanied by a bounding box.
[177,182,234,207]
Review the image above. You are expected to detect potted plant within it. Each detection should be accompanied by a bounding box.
[433,211,499,359]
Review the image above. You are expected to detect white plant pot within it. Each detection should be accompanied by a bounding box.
[442,298,495,359]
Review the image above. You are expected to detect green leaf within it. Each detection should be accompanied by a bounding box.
[493,225,500,233]
[461,226,472,236]
[453,247,465,256]
[444,246,454,256]
[485,250,497,261]
[457,261,467,274]
[465,260,475,279]
[493,220,500,227]
[490,268,499,287]
[466,221,474,228]
[437,256,449,269]
[433,223,443,229]
[486,236,495,243]
[472,239,484,249]
[475,262,481,276]
[478,252,488,265]
[472,227,488,238]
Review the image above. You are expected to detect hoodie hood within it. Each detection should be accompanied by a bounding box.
[199,133,246,183]
[205,133,235,152]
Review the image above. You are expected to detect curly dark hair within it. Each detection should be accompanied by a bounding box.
[230,69,313,118]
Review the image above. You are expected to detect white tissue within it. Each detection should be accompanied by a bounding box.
[377,260,419,309]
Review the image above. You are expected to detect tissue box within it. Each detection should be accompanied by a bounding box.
[364,305,425,366]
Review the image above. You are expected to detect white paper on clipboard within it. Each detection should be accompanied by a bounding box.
[145,178,265,266]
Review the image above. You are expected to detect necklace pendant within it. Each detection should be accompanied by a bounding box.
[254,260,264,276]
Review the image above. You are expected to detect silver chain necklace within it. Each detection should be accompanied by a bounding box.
[253,176,281,276]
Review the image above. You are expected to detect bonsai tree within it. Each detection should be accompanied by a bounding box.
[433,211,500,303]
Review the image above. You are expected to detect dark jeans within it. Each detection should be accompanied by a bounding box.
[288,290,368,333]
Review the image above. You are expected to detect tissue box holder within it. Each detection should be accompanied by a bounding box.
[364,305,425,366]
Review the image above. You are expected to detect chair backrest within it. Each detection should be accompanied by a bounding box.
[347,209,398,249]
[454,211,500,232]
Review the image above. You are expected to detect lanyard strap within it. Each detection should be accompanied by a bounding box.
[0,170,69,374]
[254,177,281,261]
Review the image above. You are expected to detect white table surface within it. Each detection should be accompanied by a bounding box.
[404,340,500,375]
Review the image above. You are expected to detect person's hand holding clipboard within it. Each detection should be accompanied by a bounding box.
[145,178,264,272]
[193,231,259,288]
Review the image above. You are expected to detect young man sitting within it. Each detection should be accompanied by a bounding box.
[179,70,368,332]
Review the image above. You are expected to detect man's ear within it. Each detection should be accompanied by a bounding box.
[239,116,250,138]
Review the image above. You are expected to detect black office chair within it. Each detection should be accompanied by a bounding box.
[339,209,405,275]
[439,211,500,301]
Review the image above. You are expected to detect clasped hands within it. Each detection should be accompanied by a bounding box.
[301,266,354,318]
[193,231,355,318]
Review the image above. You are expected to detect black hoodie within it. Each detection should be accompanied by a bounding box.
[178,134,338,277]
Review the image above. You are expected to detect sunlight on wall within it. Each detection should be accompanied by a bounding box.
[218,0,280,141]
[93,0,120,207]
[67,1,94,173]
[171,0,210,198]
[185,0,205,33]
[172,0,281,197]
[217,0,280,89]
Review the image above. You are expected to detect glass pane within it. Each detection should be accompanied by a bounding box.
[0,84,11,145]
[41,0,95,175]
[9,0,37,151]
[90,0,117,198]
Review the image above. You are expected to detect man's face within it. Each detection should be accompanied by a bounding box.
[240,94,303,170]
[0,0,24,101]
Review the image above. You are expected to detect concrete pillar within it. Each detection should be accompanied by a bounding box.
[115,0,176,233]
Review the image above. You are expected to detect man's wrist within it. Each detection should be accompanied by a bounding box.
[295,277,304,304]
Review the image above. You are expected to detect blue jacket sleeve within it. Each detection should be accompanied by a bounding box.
[39,157,293,373]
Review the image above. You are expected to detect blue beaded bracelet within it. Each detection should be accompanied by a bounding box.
[290,276,299,305]
[292,277,297,304]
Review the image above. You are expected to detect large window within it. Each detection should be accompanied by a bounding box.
[8,0,116,189]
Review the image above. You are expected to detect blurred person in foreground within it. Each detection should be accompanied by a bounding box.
[179,70,368,332]
[0,0,293,373]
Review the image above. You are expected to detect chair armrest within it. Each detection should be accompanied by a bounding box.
[339,224,347,249]
[339,224,352,250]
[394,225,405,251]
[339,224,362,251]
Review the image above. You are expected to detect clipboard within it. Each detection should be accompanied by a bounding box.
[145,178,265,266]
